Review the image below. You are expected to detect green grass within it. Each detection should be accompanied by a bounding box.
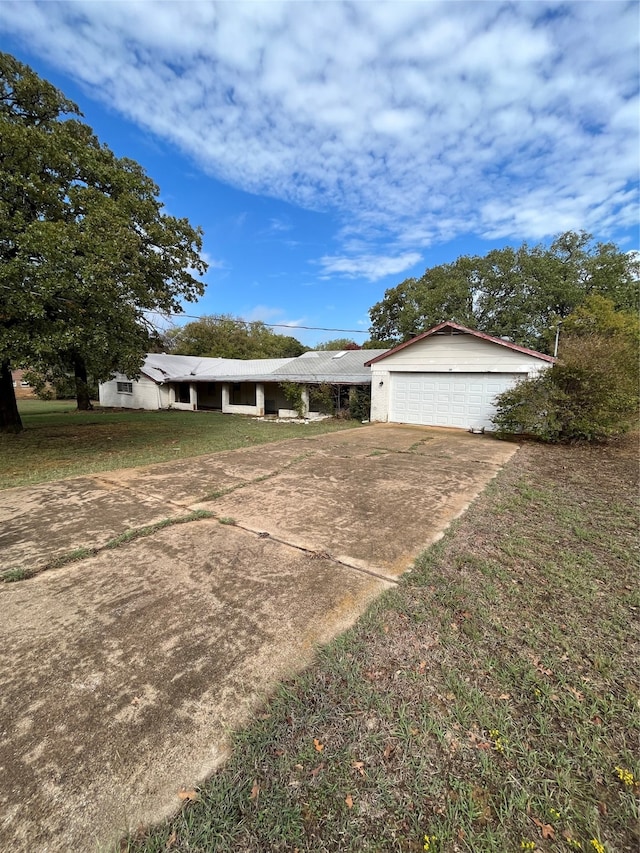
[123,435,640,853]
[0,510,215,582]
[0,401,360,489]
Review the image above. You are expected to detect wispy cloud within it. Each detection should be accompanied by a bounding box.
[245,305,305,330]
[317,252,422,282]
[1,1,637,266]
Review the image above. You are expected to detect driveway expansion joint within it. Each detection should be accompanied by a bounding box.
[208,513,399,585]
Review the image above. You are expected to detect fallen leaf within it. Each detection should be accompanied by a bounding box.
[567,686,584,701]
[313,738,324,752]
[178,788,198,802]
[249,781,260,800]
[383,624,389,634]
[383,742,395,760]
[598,801,608,816]
[531,815,555,839]
[345,793,354,809]
[310,763,325,777]
[353,761,365,776]
[498,693,511,700]
[417,660,427,673]
[592,716,603,725]
[165,831,177,850]
[530,655,553,676]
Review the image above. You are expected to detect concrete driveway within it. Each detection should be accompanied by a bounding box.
[0,424,517,851]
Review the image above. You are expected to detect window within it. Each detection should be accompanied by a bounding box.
[116,381,133,394]
[176,382,190,404]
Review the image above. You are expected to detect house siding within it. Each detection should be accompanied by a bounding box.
[375,333,549,374]
[99,374,167,409]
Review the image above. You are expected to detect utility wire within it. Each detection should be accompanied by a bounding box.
[1,285,370,335]
[161,311,369,335]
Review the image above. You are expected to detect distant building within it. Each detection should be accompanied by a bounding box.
[11,369,37,399]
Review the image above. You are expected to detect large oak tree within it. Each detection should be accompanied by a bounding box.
[0,53,207,431]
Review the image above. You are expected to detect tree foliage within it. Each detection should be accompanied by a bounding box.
[164,315,307,359]
[315,338,361,351]
[0,52,207,430]
[369,233,639,353]
[492,299,639,442]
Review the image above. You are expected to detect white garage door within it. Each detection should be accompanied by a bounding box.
[389,372,523,430]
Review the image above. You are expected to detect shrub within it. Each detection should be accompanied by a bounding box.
[308,383,335,414]
[493,332,639,442]
[349,386,372,422]
[278,381,306,418]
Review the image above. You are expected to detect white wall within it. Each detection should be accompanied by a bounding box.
[99,374,165,409]
[378,333,551,374]
[370,370,391,422]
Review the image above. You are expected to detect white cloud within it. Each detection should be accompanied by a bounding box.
[245,305,305,330]
[317,252,422,282]
[1,0,637,265]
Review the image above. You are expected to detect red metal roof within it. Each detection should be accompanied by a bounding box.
[364,321,556,366]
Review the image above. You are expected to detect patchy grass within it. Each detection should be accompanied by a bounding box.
[1,510,214,582]
[0,401,360,489]
[124,435,639,853]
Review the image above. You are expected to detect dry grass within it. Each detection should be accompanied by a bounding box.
[124,435,640,853]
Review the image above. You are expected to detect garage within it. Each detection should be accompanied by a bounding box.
[367,321,555,430]
[390,372,523,430]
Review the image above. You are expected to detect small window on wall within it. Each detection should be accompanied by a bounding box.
[117,381,133,394]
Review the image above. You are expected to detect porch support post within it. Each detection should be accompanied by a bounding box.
[256,383,265,416]
[221,383,230,413]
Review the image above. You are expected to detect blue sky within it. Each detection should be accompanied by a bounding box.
[1,1,638,346]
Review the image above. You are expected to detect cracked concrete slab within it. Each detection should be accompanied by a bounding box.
[208,428,517,578]
[0,424,518,852]
[0,521,390,852]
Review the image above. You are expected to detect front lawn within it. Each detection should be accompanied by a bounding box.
[0,401,360,489]
[125,435,639,853]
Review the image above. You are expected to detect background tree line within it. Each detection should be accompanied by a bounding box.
[368,231,638,354]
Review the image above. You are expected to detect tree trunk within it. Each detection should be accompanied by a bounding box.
[74,355,93,411]
[0,360,23,433]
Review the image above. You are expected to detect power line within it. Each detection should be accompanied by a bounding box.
[0,284,370,335]
[162,311,369,335]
